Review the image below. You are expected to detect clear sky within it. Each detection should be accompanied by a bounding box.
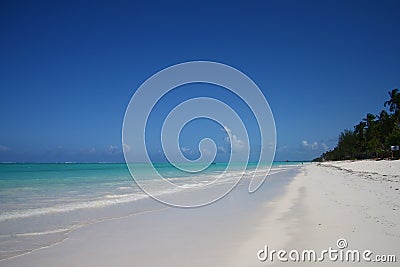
[0,0,399,162]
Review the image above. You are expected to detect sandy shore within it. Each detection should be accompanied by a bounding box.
[232,160,400,266]
[1,161,399,266]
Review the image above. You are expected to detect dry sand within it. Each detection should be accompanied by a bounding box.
[232,160,400,266]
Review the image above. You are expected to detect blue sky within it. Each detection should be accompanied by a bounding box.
[0,0,400,162]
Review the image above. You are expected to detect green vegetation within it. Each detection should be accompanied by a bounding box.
[313,89,400,161]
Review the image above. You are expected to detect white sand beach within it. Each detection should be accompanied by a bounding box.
[1,161,399,266]
[232,160,400,266]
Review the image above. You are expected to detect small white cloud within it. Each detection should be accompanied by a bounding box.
[321,143,329,150]
[217,146,226,153]
[302,140,329,151]
[122,143,131,152]
[201,147,211,155]
[0,145,10,152]
[311,141,318,150]
[302,140,317,150]
[181,149,191,153]
[106,145,118,154]
[223,126,246,151]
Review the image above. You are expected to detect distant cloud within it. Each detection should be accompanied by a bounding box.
[217,145,226,153]
[200,147,213,156]
[122,143,131,152]
[223,126,247,152]
[106,145,118,154]
[301,140,329,151]
[302,140,316,149]
[277,145,288,152]
[0,145,10,152]
[180,147,190,153]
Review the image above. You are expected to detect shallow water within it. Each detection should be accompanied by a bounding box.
[0,162,303,260]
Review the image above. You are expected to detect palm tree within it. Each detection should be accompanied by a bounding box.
[363,113,377,139]
[354,121,366,137]
[378,110,392,136]
[384,89,400,114]
[337,129,357,159]
[313,88,400,161]
[354,121,367,153]
[363,113,378,156]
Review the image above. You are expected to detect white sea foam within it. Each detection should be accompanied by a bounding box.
[0,165,290,222]
[13,228,71,237]
[0,193,148,222]
[117,186,132,190]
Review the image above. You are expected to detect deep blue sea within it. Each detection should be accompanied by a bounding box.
[0,162,303,260]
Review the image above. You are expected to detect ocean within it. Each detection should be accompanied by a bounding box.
[0,162,303,260]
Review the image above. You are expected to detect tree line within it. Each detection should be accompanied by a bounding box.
[313,89,400,161]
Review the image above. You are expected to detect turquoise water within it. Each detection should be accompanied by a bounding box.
[0,162,301,218]
[0,162,304,215]
[0,162,303,260]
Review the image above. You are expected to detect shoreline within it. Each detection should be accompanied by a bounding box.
[1,161,399,266]
[232,160,399,265]
[0,166,301,267]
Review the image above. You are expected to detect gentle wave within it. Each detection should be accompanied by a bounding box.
[0,227,71,237]
[117,186,132,190]
[0,166,291,222]
[0,193,148,222]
